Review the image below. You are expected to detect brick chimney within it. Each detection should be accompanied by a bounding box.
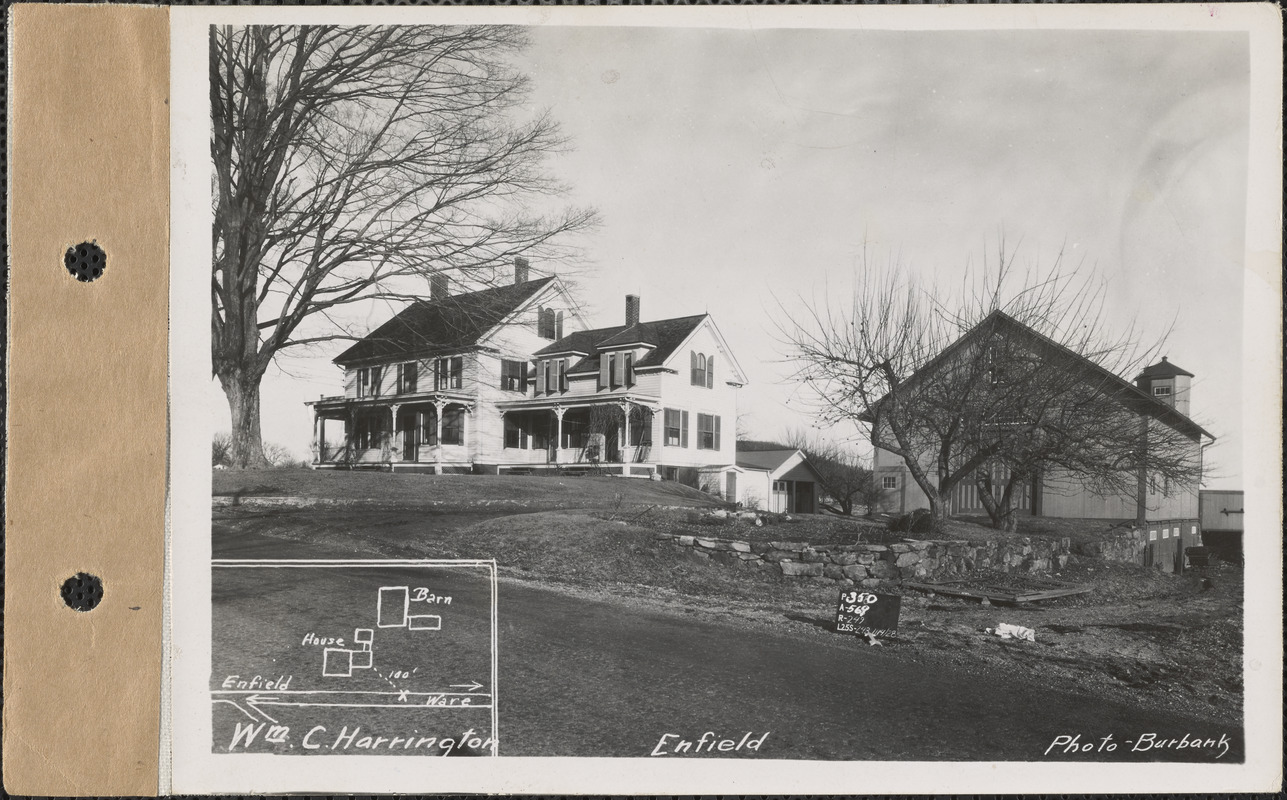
[514,257,530,285]
[625,294,640,326]
[430,273,449,300]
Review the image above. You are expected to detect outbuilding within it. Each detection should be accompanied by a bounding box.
[708,448,822,514]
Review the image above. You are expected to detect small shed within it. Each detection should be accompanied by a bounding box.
[1199,489,1243,561]
[724,449,823,514]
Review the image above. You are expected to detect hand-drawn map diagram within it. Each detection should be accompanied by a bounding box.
[211,560,497,756]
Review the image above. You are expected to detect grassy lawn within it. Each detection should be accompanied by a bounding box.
[214,468,724,510]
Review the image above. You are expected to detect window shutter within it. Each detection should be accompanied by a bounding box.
[560,359,569,392]
[536,360,547,394]
[681,410,689,448]
[556,311,564,340]
[707,355,715,388]
[690,351,698,385]
[624,352,634,387]
[714,415,721,450]
[599,354,610,390]
[522,362,530,394]
[613,352,626,388]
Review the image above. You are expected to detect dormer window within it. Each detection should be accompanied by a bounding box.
[1153,386,1172,397]
[535,358,568,395]
[690,351,715,387]
[599,352,635,390]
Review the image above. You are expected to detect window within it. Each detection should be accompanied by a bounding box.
[1153,385,1172,397]
[396,362,418,394]
[421,411,437,446]
[500,359,528,392]
[706,354,715,388]
[441,408,464,446]
[696,413,722,450]
[663,408,688,447]
[691,351,707,386]
[537,307,559,340]
[629,408,652,447]
[1149,529,1158,541]
[535,359,565,395]
[882,475,898,490]
[504,415,527,449]
[624,352,635,388]
[357,366,383,398]
[435,356,463,390]
[773,481,787,493]
[354,415,383,449]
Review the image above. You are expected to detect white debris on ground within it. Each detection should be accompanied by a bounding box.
[986,623,1036,642]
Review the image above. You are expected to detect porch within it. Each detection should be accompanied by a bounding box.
[307,392,476,473]
[495,396,658,471]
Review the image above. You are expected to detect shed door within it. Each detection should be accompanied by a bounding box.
[772,481,788,514]
[793,481,815,514]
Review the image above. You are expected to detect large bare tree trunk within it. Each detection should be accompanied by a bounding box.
[218,366,270,469]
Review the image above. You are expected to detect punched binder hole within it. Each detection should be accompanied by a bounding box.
[64,241,106,282]
[60,573,103,612]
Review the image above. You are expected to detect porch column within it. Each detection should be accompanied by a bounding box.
[388,403,401,463]
[346,408,356,462]
[553,406,566,464]
[618,401,632,464]
[311,409,321,464]
[462,405,472,461]
[434,399,446,475]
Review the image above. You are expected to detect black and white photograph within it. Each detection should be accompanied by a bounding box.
[166,5,1281,794]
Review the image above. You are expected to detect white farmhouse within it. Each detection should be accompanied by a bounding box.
[307,260,747,481]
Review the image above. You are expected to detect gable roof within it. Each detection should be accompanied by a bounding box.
[535,314,708,375]
[334,278,555,366]
[861,310,1212,441]
[735,449,802,472]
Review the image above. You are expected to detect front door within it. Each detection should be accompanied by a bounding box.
[401,411,416,461]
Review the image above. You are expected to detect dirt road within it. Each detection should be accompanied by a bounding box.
[214,520,1242,761]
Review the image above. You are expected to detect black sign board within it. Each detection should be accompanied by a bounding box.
[835,590,901,638]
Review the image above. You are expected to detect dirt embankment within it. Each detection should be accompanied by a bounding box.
[212,469,1243,728]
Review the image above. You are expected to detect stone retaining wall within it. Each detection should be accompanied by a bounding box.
[653,532,1072,587]
[1073,527,1149,563]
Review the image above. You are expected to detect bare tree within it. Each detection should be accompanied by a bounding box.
[212,432,232,467]
[781,244,1208,530]
[783,429,877,516]
[212,25,597,467]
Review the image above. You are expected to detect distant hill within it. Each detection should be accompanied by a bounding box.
[736,439,792,453]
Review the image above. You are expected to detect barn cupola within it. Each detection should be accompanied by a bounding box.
[1134,356,1195,417]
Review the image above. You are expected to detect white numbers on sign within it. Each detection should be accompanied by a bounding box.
[840,591,879,606]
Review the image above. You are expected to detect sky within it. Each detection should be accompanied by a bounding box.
[231,26,1251,488]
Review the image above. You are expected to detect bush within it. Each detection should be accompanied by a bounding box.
[887,508,936,534]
